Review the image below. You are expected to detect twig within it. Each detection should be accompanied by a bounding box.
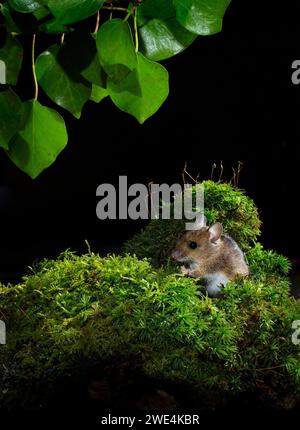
[182,162,198,185]
[218,160,224,182]
[210,163,217,180]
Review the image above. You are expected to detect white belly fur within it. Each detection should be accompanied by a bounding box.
[203,272,229,298]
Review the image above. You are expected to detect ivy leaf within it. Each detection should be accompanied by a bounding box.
[90,85,108,103]
[137,0,197,61]
[33,5,50,21]
[47,0,105,25]
[108,52,169,124]
[36,33,93,118]
[173,0,231,35]
[40,18,69,34]
[138,0,175,22]
[139,18,197,62]
[8,0,43,13]
[97,19,137,83]
[0,2,39,34]
[7,100,68,179]
[80,33,106,87]
[0,30,24,85]
[0,88,24,149]
[82,55,105,87]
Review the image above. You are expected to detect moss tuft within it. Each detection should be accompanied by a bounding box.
[1,249,300,410]
[124,180,261,266]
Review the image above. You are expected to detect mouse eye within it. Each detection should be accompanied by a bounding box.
[188,241,198,249]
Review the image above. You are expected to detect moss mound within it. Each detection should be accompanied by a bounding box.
[1,181,299,410]
[1,247,300,410]
[124,180,261,266]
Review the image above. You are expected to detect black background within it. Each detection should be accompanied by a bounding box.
[1,0,300,282]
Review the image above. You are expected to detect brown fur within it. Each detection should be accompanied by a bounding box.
[172,226,249,281]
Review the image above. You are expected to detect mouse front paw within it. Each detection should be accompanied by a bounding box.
[180,266,199,278]
[180,266,189,275]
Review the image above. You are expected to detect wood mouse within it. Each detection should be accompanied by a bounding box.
[171,216,249,297]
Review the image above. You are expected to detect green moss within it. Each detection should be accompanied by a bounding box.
[1,181,298,410]
[247,243,291,278]
[1,249,300,409]
[124,180,261,266]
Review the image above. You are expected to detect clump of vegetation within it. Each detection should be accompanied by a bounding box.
[124,180,261,266]
[0,246,300,410]
[1,181,299,410]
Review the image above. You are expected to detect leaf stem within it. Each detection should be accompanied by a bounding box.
[134,9,139,53]
[102,6,129,12]
[94,10,100,33]
[32,34,38,101]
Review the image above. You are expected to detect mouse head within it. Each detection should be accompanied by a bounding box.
[171,216,223,265]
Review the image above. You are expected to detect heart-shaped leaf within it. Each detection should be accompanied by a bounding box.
[39,18,69,34]
[138,0,175,22]
[90,85,108,103]
[137,0,197,61]
[139,17,197,61]
[0,2,39,33]
[97,19,137,83]
[108,52,169,124]
[36,31,94,118]
[173,0,231,35]
[0,88,24,149]
[8,100,68,178]
[47,0,105,25]
[8,0,43,13]
[80,33,106,87]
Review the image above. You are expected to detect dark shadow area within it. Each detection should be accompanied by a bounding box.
[1,0,300,419]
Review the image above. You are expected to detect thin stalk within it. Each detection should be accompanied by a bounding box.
[134,9,139,52]
[94,10,100,33]
[32,34,38,101]
[102,6,128,12]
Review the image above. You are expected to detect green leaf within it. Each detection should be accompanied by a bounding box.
[36,32,93,118]
[137,0,196,61]
[108,52,169,124]
[139,18,197,61]
[97,19,137,83]
[90,85,108,103]
[8,0,43,13]
[39,18,69,34]
[80,33,106,87]
[7,100,68,179]
[173,0,231,35]
[33,5,50,21]
[0,30,23,85]
[0,88,24,149]
[138,0,175,22]
[0,3,39,33]
[82,54,106,87]
[47,0,105,25]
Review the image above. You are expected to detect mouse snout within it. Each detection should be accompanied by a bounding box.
[171,249,185,261]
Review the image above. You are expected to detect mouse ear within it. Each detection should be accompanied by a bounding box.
[208,223,223,242]
[193,214,207,230]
